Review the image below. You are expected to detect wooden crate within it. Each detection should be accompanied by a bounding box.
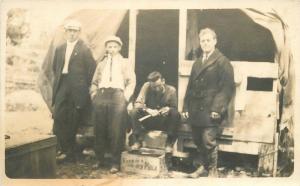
[143,131,167,150]
[121,148,168,177]
[5,135,57,178]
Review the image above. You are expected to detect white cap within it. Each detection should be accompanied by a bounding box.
[104,35,123,46]
[64,19,82,30]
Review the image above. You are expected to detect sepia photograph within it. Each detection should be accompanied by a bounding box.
[0,0,299,186]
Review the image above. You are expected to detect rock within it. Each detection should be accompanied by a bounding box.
[83,148,96,157]
[218,167,225,171]
[235,166,243,172]
[226,170,235,178]
[239,171,249,177]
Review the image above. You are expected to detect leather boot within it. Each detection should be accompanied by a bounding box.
[208,167,218,177]
[189,165,206,178]
[208,146,218,177]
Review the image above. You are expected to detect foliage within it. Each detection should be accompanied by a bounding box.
[7,8,30,46]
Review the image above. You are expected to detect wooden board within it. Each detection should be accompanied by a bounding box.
[258,133,279,176]
[231,91,277,143]
[258,143,275,176]
[178,75,189,112]
[218,140,261,155]
[177,135,261,155]
[179,61,278,78]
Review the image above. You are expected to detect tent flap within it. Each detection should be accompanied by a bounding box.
[38,10,127,110]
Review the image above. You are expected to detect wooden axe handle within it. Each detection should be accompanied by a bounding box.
[138,114,152,122]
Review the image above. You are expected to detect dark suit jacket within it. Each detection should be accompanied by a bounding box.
[52,39,96,108]
[183,49,234,127]
[134,82,178,110]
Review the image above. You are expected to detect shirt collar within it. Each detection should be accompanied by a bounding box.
[203,49,215,59]
[108,53,123,62]
[67,40,78,47]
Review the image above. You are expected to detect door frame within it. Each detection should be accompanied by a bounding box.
[128,9,186,107]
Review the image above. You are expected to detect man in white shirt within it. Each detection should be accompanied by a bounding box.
[52,19,96,163]
[90,36,136,173]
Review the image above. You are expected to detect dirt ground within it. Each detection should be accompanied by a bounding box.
[4,91,291,178]
[3,109,265,179]
[55,149,260,179]
[56,155,143,179]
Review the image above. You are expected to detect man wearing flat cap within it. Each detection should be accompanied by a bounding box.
[90,36,136,173]
[52,19,96,163]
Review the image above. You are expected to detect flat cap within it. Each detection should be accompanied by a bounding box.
[104,35,123,46]
[64,19,82,30]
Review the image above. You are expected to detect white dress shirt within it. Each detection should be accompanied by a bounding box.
[62,40,78,74]
[98,54,125,90]
[202,49,214,63]
[90,53,136,102]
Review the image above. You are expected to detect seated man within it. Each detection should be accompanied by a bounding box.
[129,71,180,153]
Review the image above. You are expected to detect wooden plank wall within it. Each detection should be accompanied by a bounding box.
[178,61,278,144]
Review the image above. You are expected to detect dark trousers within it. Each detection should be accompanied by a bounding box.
[129,108,180,145]
[191,126,219,170]
[53,75,82,156]
[92,88,127,166]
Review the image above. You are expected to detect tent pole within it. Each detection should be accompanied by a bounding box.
[178,9,187,112]
[129,9,137,69]
[178,9,187,67]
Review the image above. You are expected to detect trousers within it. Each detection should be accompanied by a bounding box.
[129,107,180,145]
[53,75,83,156]
[191,126,219,170]
[92,88,127,166]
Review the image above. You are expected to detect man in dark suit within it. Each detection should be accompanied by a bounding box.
[52,20,96,162]
[183,28,235,177]
[129,71,180,153]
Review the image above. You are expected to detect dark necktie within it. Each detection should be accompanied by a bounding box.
[108,55,112,82]
[110,60,113,82]
[202,55,207,64]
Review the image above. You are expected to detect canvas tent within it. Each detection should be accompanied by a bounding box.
[38,8,294,175]
[38,9,128,113]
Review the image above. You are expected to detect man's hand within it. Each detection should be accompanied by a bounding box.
[210,112,220,119]
[127,102,133,112]
[146,108,160,117]
[182,112,189,119]
[160,106,170,116]
[124,91,131,102]
[90,92,96,100]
